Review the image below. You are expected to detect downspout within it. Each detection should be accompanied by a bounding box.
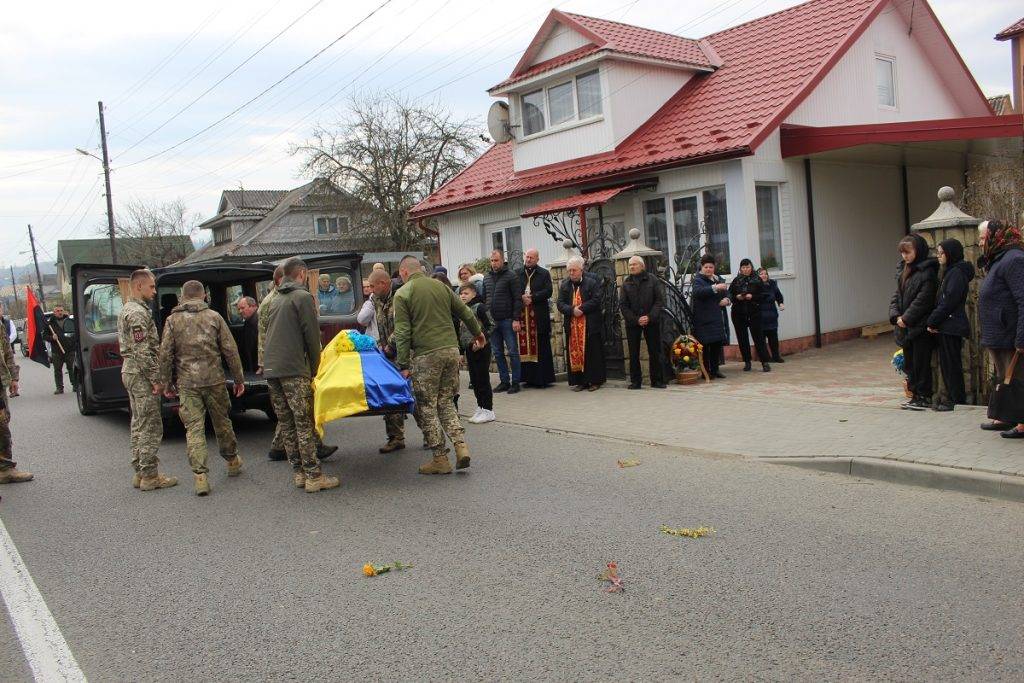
[803,158,822,348]
[901,164,911,236]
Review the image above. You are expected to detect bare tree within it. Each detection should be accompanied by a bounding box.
[963,155,1024,226]
[102,198,200,267]
[293,93,485,250]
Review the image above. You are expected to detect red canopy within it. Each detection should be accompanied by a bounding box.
[520,184,638,218]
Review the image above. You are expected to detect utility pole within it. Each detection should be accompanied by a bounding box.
[8,266,19,308]
[98,101,117,264]
[27,225,45,304]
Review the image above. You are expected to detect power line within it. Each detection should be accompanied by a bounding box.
[0,153,77,171]
[115,0,331,160]
[0,157,78,181]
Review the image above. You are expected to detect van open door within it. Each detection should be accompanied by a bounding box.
[71,263,142,415]
[300,253,364,346]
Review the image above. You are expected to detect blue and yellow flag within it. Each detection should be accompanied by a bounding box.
[312,330,415,436]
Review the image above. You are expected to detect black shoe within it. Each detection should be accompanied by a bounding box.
[713,372,726,379]
[494,382,511,393]
[743,362,752,372]
[903,398,928,411]
[54,388,63,395]
[1000,428,1024,439]
[772,357,785,363]
[932,403,954,412]
[506,383,520,395]
[571,384,586,392]
[267,448,287,461]
[761,363,771,372]
[317,444,339,461]
[652,383,667,389]
[627,383,641,390]
[981,421,1013,431]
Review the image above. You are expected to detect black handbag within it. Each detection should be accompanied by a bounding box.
[988,351,1024,424]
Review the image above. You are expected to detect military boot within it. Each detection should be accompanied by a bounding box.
[132,472,141,489]
[139,472,178,491]
[226,455,243,477]
[418,452,453,475]
[454,442,471,470]
[0,468,34,484]
[194,473,210,496]
[379,438,405,454]
[304,473,340,493]
[293,470,307,488]
[267,448,288,461]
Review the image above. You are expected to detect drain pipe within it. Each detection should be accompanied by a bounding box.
[804,158,822,348]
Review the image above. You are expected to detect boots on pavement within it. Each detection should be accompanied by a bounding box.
[304,473,340,493]
[132,472,141,489]
[226,455,243,477]
[419,452,453,475]
[0,468,33,484]
[379,438,405,454]
[454,442,471,470]
[194,473,210,496]
[139,472,178,491]
[292,470,306,488]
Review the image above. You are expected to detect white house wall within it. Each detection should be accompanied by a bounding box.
[786,4,965,127]
[604,60,693,147]
[532,22,590,64]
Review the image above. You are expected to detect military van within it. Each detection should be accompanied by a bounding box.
[71,254,363,419]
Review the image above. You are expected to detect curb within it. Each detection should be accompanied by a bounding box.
[762,456,1024,502]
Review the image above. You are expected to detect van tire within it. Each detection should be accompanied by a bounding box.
[76,383,98,416]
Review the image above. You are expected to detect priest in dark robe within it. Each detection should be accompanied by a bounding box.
[516,248,556,387]
[557,256,606,392]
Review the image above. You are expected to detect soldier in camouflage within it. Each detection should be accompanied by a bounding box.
[119,269,177,491]
[0,330,32,484]
[159,280,245,496]
[393,255,485,475]
[368,269,407,453]
[258,265,337,463]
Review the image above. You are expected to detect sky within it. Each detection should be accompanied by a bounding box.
[0,0,1019,272]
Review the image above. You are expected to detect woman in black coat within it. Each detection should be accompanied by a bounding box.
[729,258,771,372]
[888,233,938,410]
[691,255,729,379]
[757,267,785,363]
[926,238,974,411]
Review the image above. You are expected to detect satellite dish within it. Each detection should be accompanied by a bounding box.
[487,101,512,143]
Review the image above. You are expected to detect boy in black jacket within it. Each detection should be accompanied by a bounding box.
[459,285,495,424]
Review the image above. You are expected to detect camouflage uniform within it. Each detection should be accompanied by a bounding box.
[410,347,463,454]
[257,289,287,452]
[0,333,20,471]
[118,297,163,477]
[374,288,405,441]
[266,376,319,475]
[158,300,244,474]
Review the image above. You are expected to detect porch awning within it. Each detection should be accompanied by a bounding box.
[780,114,1024,157]
[520,184,638,218]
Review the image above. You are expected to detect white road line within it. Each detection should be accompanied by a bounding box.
[0,516,87,682]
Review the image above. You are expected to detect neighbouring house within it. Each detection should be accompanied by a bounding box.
[412,0,1024,356]
[181,178,397,267]
[56,237,195,294]
[996,17,1024,114]
[988,94,1013,115]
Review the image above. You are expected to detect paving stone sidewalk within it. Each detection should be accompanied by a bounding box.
[468,337,1023,480]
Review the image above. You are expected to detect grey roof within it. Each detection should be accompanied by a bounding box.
[222,190,288,210]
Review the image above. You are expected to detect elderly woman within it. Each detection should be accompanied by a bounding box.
[691,254,730,379]
[335,275,355,314]
[557,256,605,391]
[457,263,486,300]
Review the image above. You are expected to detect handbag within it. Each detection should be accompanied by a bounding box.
[988,351,1024,424]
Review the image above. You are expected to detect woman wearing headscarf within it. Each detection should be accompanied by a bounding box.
[888,233,938,411]
[728,258,771,372]
[925,238,974,411]
[757,267,785,363]
[977,220,1024,437]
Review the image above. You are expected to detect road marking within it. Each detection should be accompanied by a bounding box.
[0,516,87,682]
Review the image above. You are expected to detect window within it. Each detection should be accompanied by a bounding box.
[875,55,896,107]
[519,70,603,137]
[756,185,783,271]
[522,90,546,136]
[576,70,602,118]
[489,225,523,260]
[82,283,123,334]
[313,268,357,316]
[213,225,231,245]
[315,216,349,235]
[226,285,244,324]
[645,187,730,273]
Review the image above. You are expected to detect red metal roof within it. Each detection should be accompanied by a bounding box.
[520,184,639,217]
[411,0,986,219]
[780,115,1024,157]
[996,18,1024,41]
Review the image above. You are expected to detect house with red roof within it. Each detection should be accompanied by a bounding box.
[412,0,1023,353]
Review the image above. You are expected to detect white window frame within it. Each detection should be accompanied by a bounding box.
[517,69,604,140]
[642,186,731,274]
[314,215,349,236]
[487,225,522,259]
[754,183,786,272]
[874,54,897,110]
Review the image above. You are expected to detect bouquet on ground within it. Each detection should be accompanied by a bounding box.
[362,561,413,577]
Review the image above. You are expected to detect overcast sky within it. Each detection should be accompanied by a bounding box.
[0,0,1018,270]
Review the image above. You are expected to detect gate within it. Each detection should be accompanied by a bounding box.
[589,258,625,380]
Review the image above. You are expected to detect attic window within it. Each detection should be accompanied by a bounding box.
[875,55,896,108]
[519,69,603,138]
[315,216,349,235]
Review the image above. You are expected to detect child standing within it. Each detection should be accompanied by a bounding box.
[458,285,495,424]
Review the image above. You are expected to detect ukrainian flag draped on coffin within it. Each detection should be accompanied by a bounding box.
[312,330,415,436]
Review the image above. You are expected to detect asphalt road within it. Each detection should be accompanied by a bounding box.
[1,359,1023,681]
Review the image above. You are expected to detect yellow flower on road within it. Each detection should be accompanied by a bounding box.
[363,563,377,576]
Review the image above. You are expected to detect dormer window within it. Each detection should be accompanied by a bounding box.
[315,215,349,235]
[519,69,603,138]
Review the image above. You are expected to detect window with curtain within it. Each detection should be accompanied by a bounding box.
[672,196,699,267]
[756,185,783,270]
[522,90,545,135]
[576,70,602,118]
[643,199,668,256]
[875,56,896,107]
[547,81,574,126]
[702,188,730,274]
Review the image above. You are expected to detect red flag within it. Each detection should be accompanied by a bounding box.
[24,287,50,367]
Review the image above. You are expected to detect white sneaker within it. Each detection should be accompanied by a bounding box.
[476,409,496,424]
[468,408,484,424]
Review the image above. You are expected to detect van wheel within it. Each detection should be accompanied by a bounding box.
[76,383,97,416]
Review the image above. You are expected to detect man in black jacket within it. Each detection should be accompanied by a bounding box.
[235,296,259,372]
[484,250,523,394]
[44,305,77,394]
[620,256,666,389]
